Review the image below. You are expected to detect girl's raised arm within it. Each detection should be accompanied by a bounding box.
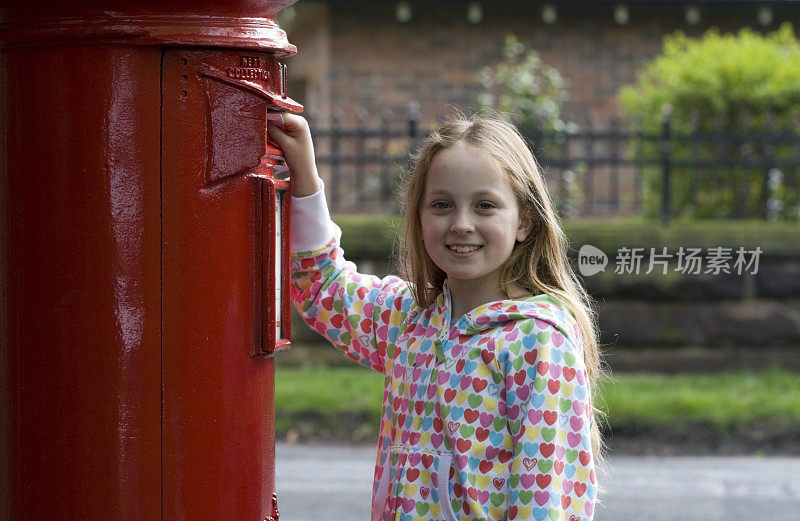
[266,113,322,197]
[270,114,415,375]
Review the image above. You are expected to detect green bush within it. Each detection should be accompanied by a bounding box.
[477,34,573,135]
[619,23,800,221]
[333,215,800,261]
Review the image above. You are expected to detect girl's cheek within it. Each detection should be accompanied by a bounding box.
[420,237,441,265]
[420,222,442,250]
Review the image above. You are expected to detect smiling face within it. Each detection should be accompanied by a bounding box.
[419,143,532,300]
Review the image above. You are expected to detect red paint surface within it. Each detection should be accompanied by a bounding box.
[162,48,298,520]
[2,44,163,521]
[0,2,298,53]
[1,2,300,520]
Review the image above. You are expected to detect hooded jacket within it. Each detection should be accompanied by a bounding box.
[289,191,596,521]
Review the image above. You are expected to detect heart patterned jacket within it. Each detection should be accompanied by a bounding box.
[290,223,597,521]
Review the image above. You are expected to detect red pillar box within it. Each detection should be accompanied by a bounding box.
[0,2,301,520]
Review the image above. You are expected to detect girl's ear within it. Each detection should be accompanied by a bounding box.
[516,215,534,242]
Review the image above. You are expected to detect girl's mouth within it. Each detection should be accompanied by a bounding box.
[448,244,482,254]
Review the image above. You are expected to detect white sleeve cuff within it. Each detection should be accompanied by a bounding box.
[290,184,335,252]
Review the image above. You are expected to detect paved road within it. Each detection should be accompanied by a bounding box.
[276,443,800,521]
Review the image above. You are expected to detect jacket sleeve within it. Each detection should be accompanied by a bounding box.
[289,187,413,375]
[503,318,597,521]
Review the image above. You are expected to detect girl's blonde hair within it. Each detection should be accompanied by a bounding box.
[400,114,605,461]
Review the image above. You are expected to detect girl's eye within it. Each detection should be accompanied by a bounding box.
[477,201,495,210]
[431,201,450,210]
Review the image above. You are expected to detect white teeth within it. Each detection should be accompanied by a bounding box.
[449,245,480,253]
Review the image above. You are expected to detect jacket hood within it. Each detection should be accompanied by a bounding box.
[436,280,579,339]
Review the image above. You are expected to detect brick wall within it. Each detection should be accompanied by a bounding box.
[284,1,800,127]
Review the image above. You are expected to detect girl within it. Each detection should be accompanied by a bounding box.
[269,113,601,521]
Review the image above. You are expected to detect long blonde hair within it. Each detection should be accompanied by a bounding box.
[399,114,605,461]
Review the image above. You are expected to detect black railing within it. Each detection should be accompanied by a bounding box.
[309,114,800,223]
[312,114,422,214]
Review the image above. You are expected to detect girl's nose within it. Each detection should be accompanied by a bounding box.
[450,210,475,234]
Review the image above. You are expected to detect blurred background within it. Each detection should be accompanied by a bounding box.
[273,1,800,517]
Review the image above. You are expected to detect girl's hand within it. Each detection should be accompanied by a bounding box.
[267,113,323,197]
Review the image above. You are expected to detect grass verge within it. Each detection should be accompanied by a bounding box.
[275,365,800,452]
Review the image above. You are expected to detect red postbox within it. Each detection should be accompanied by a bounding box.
[0,2,301,520]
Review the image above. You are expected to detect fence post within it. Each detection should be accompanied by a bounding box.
[407,101,419,144]
[356,110,366,205]
[610,118,620,213]
[379,111,391,206]
[330,113,341,211]
[660,107,673,225]
[762,112,777,219]
[584,115,595,216]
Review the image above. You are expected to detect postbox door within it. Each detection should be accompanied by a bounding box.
[161,48,298,521]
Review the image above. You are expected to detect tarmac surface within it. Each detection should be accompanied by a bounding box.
[276,442,800,521]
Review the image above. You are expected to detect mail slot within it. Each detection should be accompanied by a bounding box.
[1,2,301,520]
[166,49,298,358]
[254,172,292,354]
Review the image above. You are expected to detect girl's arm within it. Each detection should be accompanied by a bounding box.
[267,113,322,197]
[504,320,597,521]
[268,115,412,374]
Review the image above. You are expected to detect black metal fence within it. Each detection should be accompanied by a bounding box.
[310,114,800,223]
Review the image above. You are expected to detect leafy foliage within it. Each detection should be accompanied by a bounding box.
[476,35,580,215]
[620,23,800,129]
[619,24,800,220]
[477,34,573,135]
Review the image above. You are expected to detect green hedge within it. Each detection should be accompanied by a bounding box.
[335,214,402,259]
[335,214,800,260]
